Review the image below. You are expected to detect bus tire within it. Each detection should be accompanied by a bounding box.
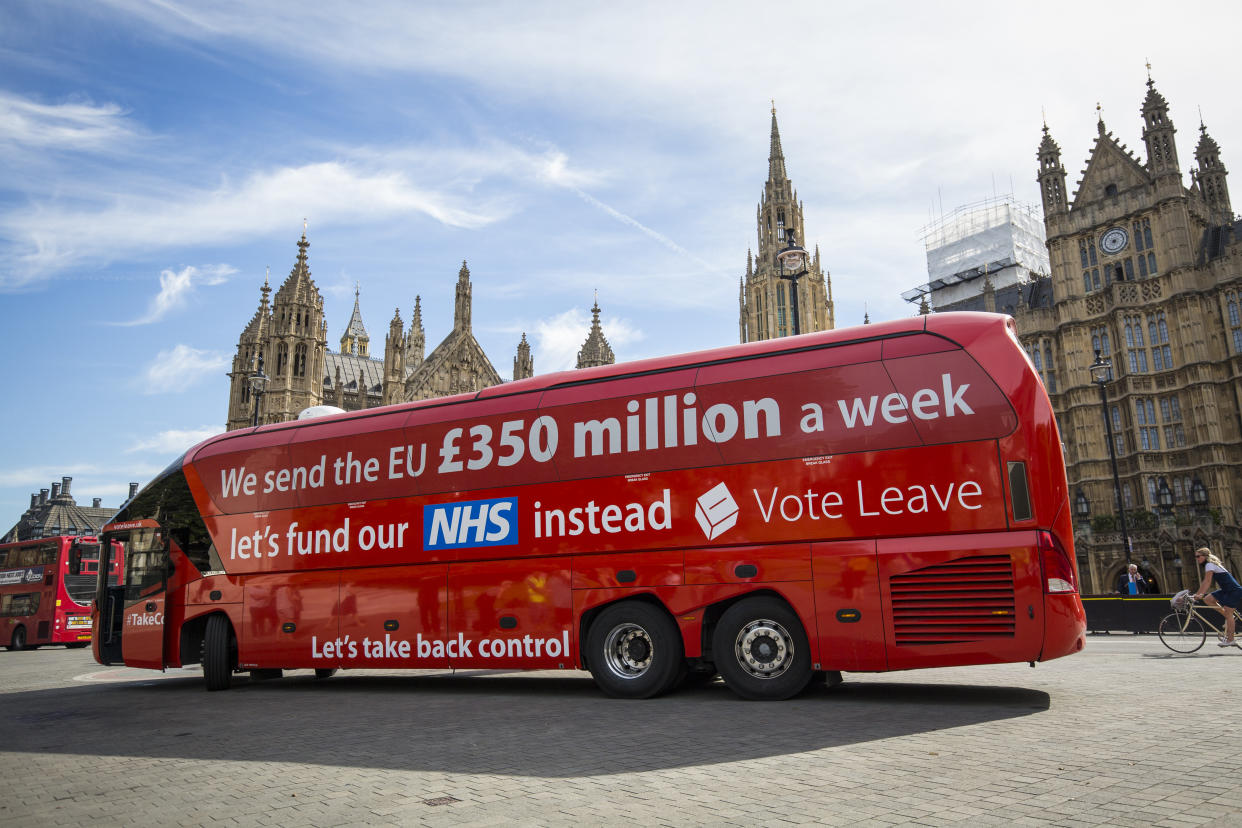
[586,601,685,699]
[202,614,236,691]
[713,596,813,701]
[8,626,27,651]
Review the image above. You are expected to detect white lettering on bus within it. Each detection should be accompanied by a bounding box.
[856,479,983,516]
[533,490,671,538]
[574,393,778,458]
[837,373,974,428]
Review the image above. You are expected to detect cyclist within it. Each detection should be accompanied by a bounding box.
[1191,547,1242,647]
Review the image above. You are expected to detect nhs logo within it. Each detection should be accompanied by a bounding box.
[424,497,518,551]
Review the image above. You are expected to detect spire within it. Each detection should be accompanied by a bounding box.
[576,295,615,369]
[1141,69,1180,176]
[513,332,534,381]
[454,261,472,332]
[340,283,370,356]
[1037,121,1068,217]
[405,295,425,368]
[768,102,787,182]
[1195,116,1231,218]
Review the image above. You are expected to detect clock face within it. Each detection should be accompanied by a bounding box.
[1099,227,1129,255]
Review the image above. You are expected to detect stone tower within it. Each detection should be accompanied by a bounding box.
[514,332,534,380]
[576,298,615,369]
[1015,72,1241,594]
[739,106,834,342]
[225,231,328,430]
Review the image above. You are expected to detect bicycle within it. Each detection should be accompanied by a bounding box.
[1157,589,1242,653]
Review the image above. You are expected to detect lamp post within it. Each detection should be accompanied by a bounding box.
[249,354,269,428]
[776,231,809,336]
[1089,351,1132,560]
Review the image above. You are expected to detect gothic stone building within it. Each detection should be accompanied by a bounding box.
[740,107,834,342]
[1015,75,1242,594]
[226,232,615,430]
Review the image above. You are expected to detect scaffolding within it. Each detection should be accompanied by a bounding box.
[903,195,1049,308]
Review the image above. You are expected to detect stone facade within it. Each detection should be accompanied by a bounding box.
[1014,75,1242,594]
[739,107,834,342]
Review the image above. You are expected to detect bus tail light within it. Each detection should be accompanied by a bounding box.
[1038,530,1077,594]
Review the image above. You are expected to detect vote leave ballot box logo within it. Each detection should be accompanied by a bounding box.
[423,497,519,551]
[695,483,739,540]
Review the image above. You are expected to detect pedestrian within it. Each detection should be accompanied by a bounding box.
[1117,564,1147,596]
[1191,547,1242,647]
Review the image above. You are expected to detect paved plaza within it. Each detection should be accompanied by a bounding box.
[1,638,1239,827]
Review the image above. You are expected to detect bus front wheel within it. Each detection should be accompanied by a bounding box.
[713,596,813,701]
[202,615,237,691]
[586,601,684,699]
[7,626,27,651]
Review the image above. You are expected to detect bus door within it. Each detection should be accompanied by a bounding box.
[98,526,169,670]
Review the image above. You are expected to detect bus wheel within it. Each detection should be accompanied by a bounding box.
[8,626,27,651]
[587,601,684,699]
[314,669,338,679]
[202,614,236,692]
[713,597,813,701]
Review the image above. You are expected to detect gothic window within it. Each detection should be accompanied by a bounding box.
[293,344,307,378]
[276,342,288,376]
[1135,398,1159,450]
[1043,343,1056,392]
[1228,291,1242,353]
[1088,241,1098,266]
[1123,258,1135,280]
[1137,255,1148,278]
[1079,240,1089,268]
[1105,183,1118,197]
[1147,312,1171,371]
[1147,252,1157,275]
[1124,315,1148,373]
[777,211,786,241]
[1122,483,1134,510]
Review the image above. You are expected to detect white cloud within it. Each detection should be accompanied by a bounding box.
[126,426,222,454]
[115,264,236,326]
[0,92,138,151]
[140,344,230,393]
[1,160,516,288]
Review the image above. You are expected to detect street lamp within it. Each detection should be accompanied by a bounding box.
[776,231,809,336]
[1089,351,1132,559]
[1191,478,1208,514]
[1157,479,1174,519]
[249,354,270,428]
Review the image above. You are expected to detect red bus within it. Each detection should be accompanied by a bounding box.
[2,535,118,650]
[93,312,1085,699]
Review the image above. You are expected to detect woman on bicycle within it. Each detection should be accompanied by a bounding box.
[1192,547,1242,647]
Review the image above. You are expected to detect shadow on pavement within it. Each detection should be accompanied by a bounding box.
[3,671,1049,777]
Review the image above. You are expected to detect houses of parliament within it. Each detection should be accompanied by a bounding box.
[223,83,1241,594]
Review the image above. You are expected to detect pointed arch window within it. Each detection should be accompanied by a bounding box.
[1227,290,1242,353]
[293,344,308,378]
[275,342,289,376]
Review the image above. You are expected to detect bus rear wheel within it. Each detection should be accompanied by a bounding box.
[7,626,27,651]
[587,601,684,699]
[202,614,237,691]
[713,596,813,701]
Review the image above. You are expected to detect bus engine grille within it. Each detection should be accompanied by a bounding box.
[889,554,1016,645]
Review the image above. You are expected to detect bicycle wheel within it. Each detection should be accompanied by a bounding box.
[1158,612,1206,653]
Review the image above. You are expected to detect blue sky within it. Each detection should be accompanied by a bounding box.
[2,1,1240,526]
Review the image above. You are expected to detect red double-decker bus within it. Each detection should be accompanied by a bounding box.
[93,312,1085,699]
[2,535,118,650]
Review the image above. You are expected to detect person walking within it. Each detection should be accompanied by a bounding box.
[1191,547,1242,647]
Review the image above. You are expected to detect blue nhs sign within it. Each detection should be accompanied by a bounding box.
[423,497,518,551]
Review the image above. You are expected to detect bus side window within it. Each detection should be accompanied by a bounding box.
[70,547,82,575]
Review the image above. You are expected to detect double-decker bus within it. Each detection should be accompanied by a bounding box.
[2,535,118,650]
[93,312,1085,699]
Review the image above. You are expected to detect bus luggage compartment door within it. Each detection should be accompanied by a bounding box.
[121,590,167,670]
